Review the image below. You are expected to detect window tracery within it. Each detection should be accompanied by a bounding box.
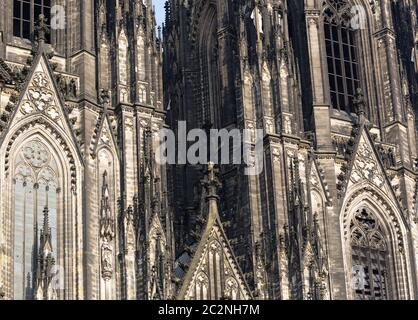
[323,0,361,111]
[350,208,390,300]
[13,0,51,42]
[13,139,58,300]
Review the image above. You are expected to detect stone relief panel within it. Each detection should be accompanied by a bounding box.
[351,136,385,188]
[17,71,64,128]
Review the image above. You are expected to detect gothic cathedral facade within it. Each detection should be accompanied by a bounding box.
[0,0,417,301]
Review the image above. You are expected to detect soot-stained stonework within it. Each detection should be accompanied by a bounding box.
[0,0,418,300]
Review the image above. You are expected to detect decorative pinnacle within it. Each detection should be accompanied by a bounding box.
[39,205,53,256]
[203,162,221,199]
[42,205,51,236]
[100,170,115,242]
[35,14,49,43]
[102,171,109,200]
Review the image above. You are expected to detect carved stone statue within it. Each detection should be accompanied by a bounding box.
[352,88,366,118]
[101,240,114,281]
[99,171,115,281]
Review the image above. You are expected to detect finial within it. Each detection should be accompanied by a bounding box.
[35,14,49,44]
[203,162,221,199]
[208,162,215,182]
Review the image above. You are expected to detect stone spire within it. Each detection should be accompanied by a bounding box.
[100,171,115,242]
[40,206,53,259]
[202,162,222,218]
[35,206,56,300]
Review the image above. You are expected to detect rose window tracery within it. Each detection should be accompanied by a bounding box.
[23,141,50,168]
[20,72,61,120]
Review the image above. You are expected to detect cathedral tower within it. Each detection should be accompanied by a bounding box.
[164,0,418,300]
[0,0,173,300]
[0,0,418,301]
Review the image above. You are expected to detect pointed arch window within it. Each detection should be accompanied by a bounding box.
[350,208,391,300]
[323,1,360,111]
[13,139,58,300]
[198,6,223,127]
[13,0,51,42]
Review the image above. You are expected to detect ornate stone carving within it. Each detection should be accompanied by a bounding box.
[20,72,62,121]
[55,74,78,99]
[100,171,115,280]
[351,137,385,188]
[254,241,267,299]
[101,240,114,281]
[35,206,57,300]
[23,140,50,168]
[343,188,404,251]
[224,278,239,299]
